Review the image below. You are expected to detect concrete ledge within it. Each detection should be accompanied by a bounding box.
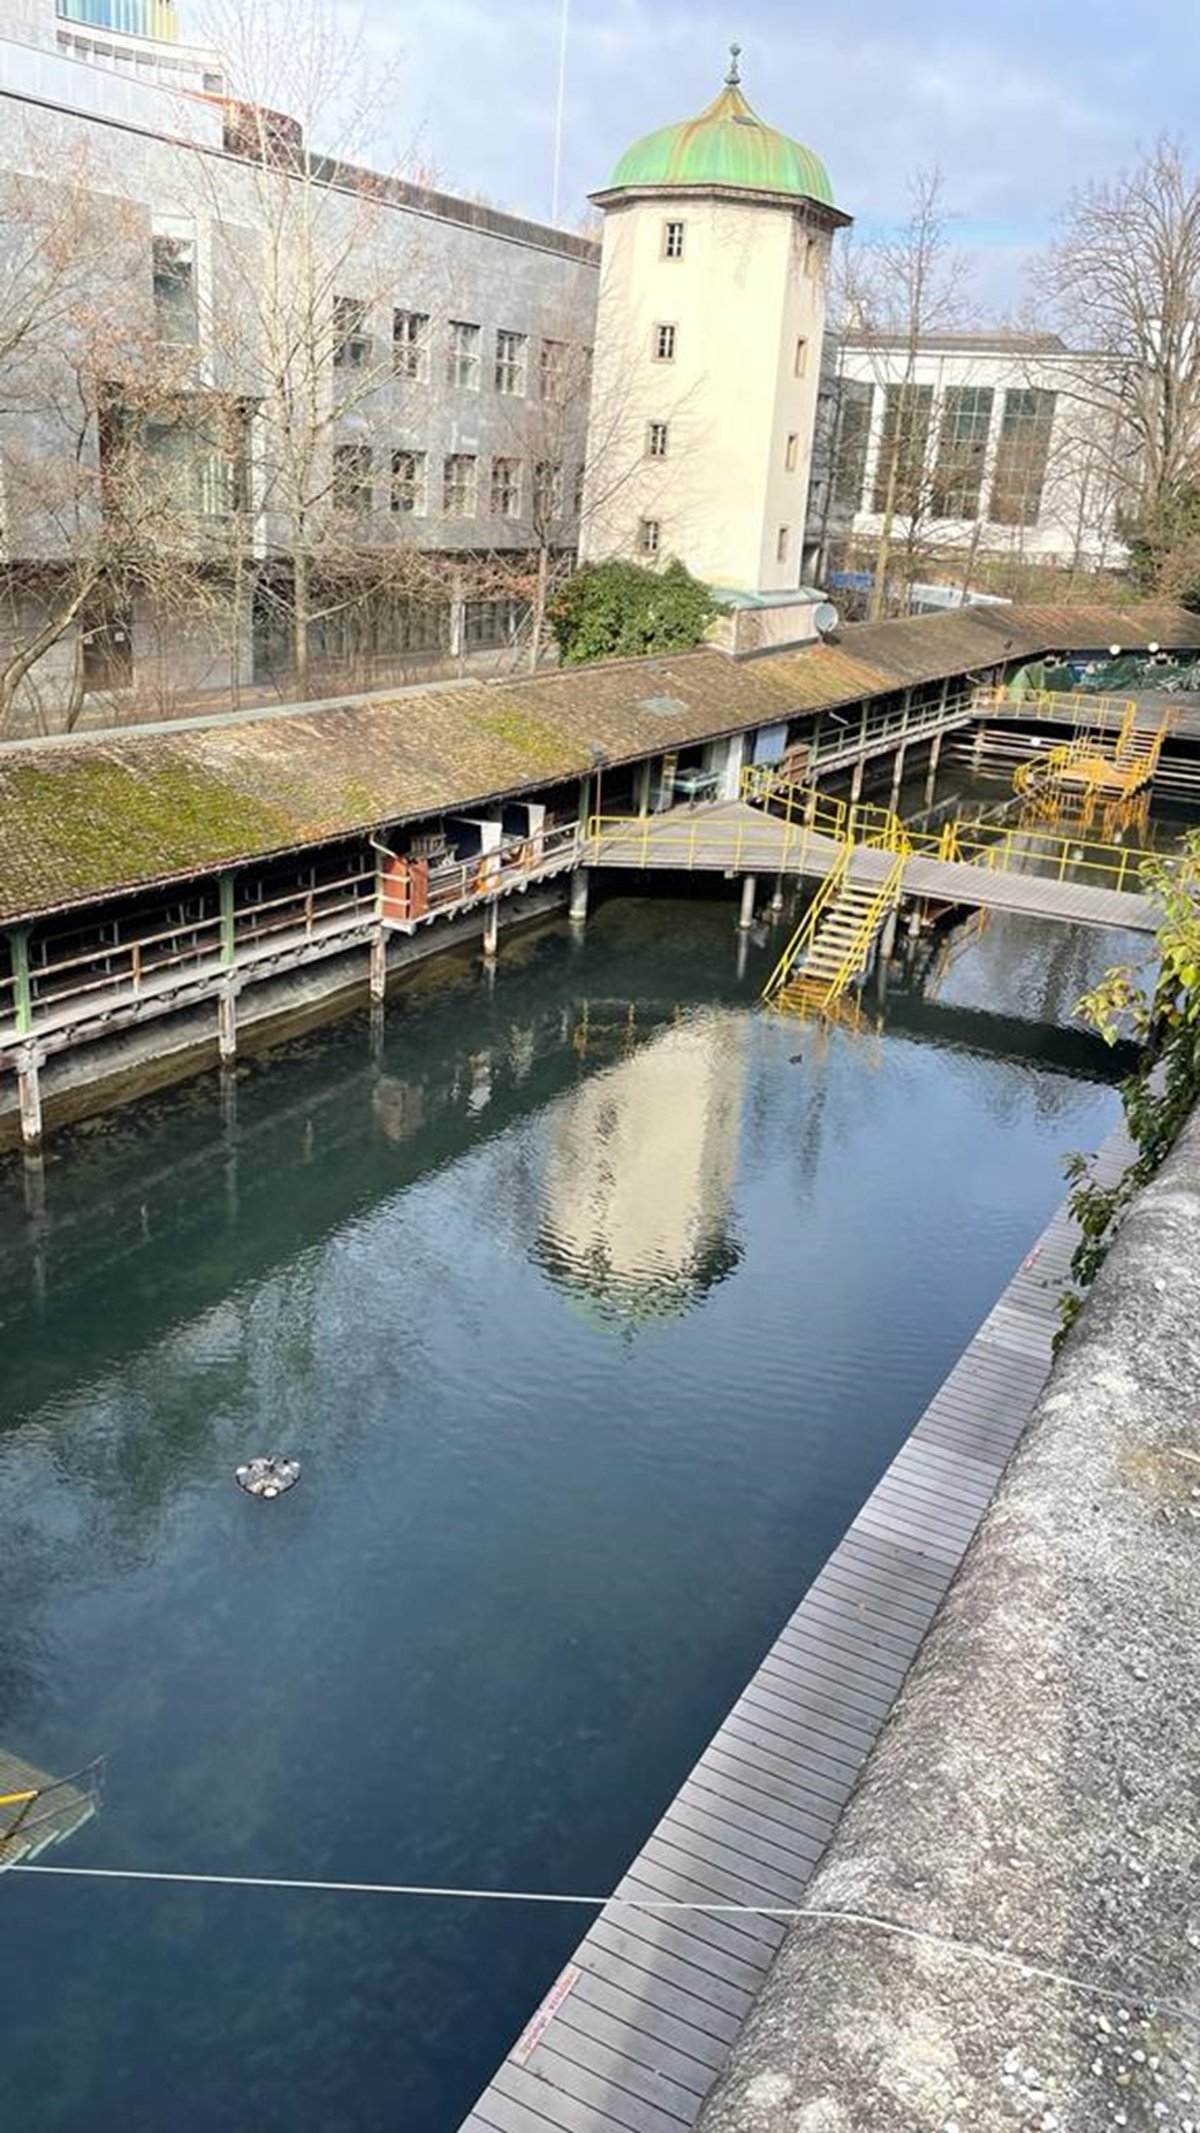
[698,1112,1200,2131]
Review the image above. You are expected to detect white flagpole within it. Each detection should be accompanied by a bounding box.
[551,0,570,224]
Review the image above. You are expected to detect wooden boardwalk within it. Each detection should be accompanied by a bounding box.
[459,1127,1132,2133]
[588,805,1159,934]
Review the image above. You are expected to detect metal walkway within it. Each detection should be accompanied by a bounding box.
[460,1129,1132,2133]
[586,805,1159,934]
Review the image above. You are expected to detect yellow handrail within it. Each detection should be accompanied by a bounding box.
[763,847,852,1000]
[820,851,908,1005]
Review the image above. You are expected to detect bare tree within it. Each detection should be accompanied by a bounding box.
[0,151,224,732]
[830,169,972,617]
[1033,138,1200,584]
[187,0,437,696]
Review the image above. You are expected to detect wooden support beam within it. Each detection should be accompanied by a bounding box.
[219,874,236,966]
[369,928,388,1001]
[481,901,499,962]
[11,927,33,1037]
[16,1043,43,1150]
[217,984,237,1062]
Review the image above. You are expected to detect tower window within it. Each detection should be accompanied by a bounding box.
[785,433,799,471]
[663,220,685,260]
[794,338,808,377]
[652,323,677,362]
[638,517,661,555]
[646,421,669,459]
[776,526,789,563]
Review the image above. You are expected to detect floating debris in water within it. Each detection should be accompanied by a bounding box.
[235,1456,301,1500]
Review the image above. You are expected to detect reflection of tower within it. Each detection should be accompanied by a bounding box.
[536,1012,748,1325]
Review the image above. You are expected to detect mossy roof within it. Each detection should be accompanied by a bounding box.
[1,601,1196,926]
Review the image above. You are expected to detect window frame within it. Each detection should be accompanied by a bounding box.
[442,451,479,516]
[447,320,482,392]
[391,447,428,516]
[662,219,685,260]
[333,296,372,371]
[637,517,661,556]
[393,309,430,383]
[652,322,677,363]
[494,328,529,397]
[646,420,669,460]
[490,456,523,519]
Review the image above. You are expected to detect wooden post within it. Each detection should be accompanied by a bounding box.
[635,759,653,818]
[925,727,944,805]
[738,874,757,931]
[879,902,900,962]
[769,873,785,915]
[219,874,236,966]
[217,983,237,1062]
[890,742,907,806]
[569,869,589,925]
[16,1043,43,1151]
[369,928,388,1001]
[482,899,499,961]
[11,926,33,1036]
[850,758,864,803]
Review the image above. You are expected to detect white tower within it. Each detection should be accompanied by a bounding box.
[581,48,850,600]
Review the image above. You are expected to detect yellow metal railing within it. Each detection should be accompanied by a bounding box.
[762,846,852,1000]
[817,851,908,1008]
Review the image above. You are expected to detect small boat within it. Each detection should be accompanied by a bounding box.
[235,1456,301,1500]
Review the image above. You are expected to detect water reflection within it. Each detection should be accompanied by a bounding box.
[535,1011,746,1327]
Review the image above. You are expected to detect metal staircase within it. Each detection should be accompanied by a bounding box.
[764,848,907,1016]
[1014,705,1174,809]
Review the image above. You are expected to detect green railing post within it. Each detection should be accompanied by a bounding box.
[219,874,237,965]
[11,926,32,1037]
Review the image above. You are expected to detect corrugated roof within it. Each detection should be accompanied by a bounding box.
[0,602,1195,926]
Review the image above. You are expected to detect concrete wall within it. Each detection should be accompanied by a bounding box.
[698,1110,1200,2131]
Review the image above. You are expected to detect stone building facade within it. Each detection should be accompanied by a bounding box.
[0,0,598,725]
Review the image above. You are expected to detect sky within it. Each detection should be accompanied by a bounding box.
[208,0,1194,317]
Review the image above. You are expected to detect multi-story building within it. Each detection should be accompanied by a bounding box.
[0,0,598,725]
[580,50,850,645]
[808,330,1129,594]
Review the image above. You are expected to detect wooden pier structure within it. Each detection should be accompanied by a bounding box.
[459,1127,1131,2133]
[0,1751,102,1868]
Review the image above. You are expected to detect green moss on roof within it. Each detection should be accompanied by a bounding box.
[608,77,835,209]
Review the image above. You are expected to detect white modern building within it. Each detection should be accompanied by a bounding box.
[580,50,850,642]
[808,330,1129,586]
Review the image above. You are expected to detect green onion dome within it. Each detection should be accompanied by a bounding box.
[605,49,836,210]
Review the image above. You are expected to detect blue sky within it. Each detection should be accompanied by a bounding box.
[221,0,1194,315]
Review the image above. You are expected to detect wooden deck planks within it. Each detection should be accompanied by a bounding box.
[459,1125,1132,2133]
[589,807,1159,933]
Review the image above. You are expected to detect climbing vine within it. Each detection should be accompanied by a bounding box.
[1059,829,1200,1341]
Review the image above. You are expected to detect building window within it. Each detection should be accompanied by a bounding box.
[776,526,789,563]
[391,448,427,515]
[490,456,522,518]
[989,388,1056,527]
[872,382,934,515]
[464,597,530,651]
[495,329,528,396]
[646,421,669,459]
[443,452,478,514]
[794,337,808,377]
[152,232,197,345]
[539,338,569,403]
[533,459,564,523]
[81,601,133,691]
[447,321,481,390]
[831,378,873,513]
[393,309,430,382]
[803,234,818,277]
[929,386,994,520]
[333,443,372,511]
[333,297,371,370]
[638,517,661,555]
[785,433,799,471]
[663,220,685,260]
[137,403,247,518]
[653,323,677,362]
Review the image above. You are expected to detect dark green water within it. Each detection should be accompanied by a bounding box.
[0,893,1134,2131]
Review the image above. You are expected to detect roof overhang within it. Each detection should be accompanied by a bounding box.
[589,182,852,230]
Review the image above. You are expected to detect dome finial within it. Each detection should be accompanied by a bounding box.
[725,41,741,87]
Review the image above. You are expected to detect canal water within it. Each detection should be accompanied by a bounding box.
[0,890,1140,2131]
